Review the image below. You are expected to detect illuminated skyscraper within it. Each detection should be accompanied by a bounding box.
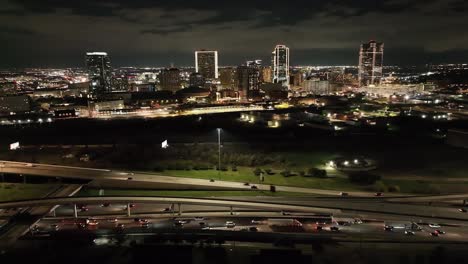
[159,68,181,92]
[85,52,112,96]
[195,50,218,80]
[358,40,384,87]
[272,45,290,88]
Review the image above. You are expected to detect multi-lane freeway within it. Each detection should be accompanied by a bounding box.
[1,159,468,250]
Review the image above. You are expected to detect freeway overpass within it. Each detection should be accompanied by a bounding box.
[0,196,341,216]
[0,160,390,197]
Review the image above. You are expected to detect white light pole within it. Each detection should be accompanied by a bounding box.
[217,128,221,177]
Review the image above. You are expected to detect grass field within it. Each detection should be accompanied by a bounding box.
[159,166,365,191]
[0,183,59,202]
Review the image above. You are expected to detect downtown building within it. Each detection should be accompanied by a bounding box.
[159,68,181,93]
[236,63,261,101]
[271,45,290,88]
[195,50,218,80]
[358,40,384,87]
[85,52,112,97]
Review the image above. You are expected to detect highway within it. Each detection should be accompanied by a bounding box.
[0,160,408,197]
[0,184,82,248]
[27,209,468,244]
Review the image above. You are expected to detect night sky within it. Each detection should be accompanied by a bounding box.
[1,0,467,68]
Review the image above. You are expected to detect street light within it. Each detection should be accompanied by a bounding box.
[217,128,222,177]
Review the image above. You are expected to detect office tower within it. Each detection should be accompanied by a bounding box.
[195,50,218,79]
[189,72,205,88]
[86,52,112,96]
[236,65,260,100]
[358,40,384,87]
[159,68,181,92]
[261,66,272,83]
[219,68,236,89]
[271,45,290,88]
[289,71,304,87]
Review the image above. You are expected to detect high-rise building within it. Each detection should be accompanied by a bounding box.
[358,40,384,87]
[219,68,236,89]
[195,50,218,80]
[290,71,304,87]
[85,52,112,96]
[271,45,290,88]
[159,68,181,92]
[261,66,272,83]
[189,72,205,88]
[236,65,260,100]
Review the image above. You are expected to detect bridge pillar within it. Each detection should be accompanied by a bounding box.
[127,203,131,217]
[230,206,233,215]
[73,204,78,218]
[178,203,182,216]
[463,199,466,206]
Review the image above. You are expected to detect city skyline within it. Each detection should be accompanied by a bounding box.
[1,0,468,68]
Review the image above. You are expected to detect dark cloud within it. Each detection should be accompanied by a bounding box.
[141,25,193,36]
[0,0,467,67]
[0,25,37,35]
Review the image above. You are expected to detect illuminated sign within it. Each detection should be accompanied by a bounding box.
[10,142,20,150]
[161,140,169,149]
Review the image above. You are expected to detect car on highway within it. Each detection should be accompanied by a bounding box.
[429,223,441,228]
[141,223,150,228]
[87,220,99,226]
[339,192,349,197]
[354,218,363,224]
[209,179,215,182]
[127,177,133,180]
[80,207,89,212]
[107,218,118,223]
[405,230,415,236]
[244,182,250,186]
[315,225,323,231]
[251,220,262,224]
[31,225,40,233]
[249,227,258,232]
[101,203,111,207]
[251,185,258,189]
[50,224,59,231]
[384,225,394,231]
[374,192,384,197]
[134,218,148,223]
[225,221,236,228]
[194,216,204,221]
[116,224,125,230]
[174,222,184,228]
[430,231,439,237]
[435,229,445,234]
[459,208,467,213]
[25,163,35,167]
[329,226,339,231]
[174,219,189,224]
